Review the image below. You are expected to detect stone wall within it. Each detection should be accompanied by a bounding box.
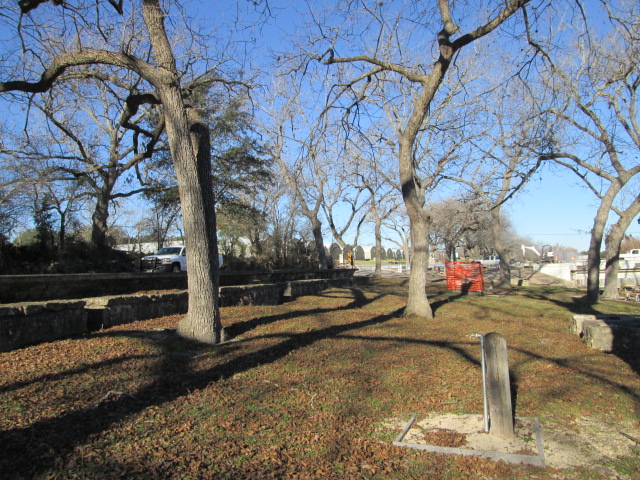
[0,269,357,303]
[85,292,189,331]
[0,275,368,352]
[0,300,88,352]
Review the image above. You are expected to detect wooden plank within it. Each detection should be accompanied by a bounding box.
[485,332,514,439]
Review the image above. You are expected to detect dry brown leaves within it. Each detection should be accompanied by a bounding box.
[0,279,638,479]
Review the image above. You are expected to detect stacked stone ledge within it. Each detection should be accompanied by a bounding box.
[571,314,640,352]
[0,273,365,352]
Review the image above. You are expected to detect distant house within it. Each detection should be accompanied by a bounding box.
[329,243,342,262]
[359,245,375,260]
[354,245,366,261]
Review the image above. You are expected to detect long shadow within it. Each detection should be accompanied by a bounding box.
[0,354,160,395]
[0,290,401,478]
[518,287,600,315]
[522,289,640,376]
[226,287,379,338]
[430,291,480,315]
[434,286,640,377]
[3,285,638,477]
[330,333,640,416]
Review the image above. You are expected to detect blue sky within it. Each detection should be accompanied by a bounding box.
[3,1,636,255]
[509,173,601,252]
[509,168,640,253]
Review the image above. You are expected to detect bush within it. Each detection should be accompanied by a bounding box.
[0,238,139,274]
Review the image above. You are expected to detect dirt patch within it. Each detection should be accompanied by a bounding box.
[541,416,640,470]
[385,413,640,472]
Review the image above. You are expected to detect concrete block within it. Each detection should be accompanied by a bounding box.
[584,323,640,352]
[570,314,597,335]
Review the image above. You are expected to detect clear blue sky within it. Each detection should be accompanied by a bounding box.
[509,171,639,253]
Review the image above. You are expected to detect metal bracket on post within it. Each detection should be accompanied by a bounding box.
[475,333,489,432]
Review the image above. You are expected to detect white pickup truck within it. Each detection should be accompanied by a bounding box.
[480,255,500,268]
[141,246,223,273]
[141,246,187,272]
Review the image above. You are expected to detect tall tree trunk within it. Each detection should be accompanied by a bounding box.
[445,240,456,261]
[91,190,111,250]
[399,136,433,318]
[586,184,620,302]
[58,211,66,251]
[311,219,327,269]
[169,93,224,343]
[374,214,383,277]
[490,208,512,291]
[602,195,640,299]
[143,1,224,344]
[405,211,432,317]
[403,236,411,266]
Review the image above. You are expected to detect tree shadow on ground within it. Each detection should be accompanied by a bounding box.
[430,291,483,315]
[521,289,640,377]
[517,287,600,315]
[2,285,638,478]
[434,286,640,377]
[226,287,378,338]
[0,288,396,478]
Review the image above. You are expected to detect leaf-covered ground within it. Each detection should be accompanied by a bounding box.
[1,278,638,479]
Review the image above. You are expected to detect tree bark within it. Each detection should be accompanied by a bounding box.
[373,209,383,277]
[310,218,328,269]
[399,112,433,318]
[602,195,640,299]
[405,210,432,317]
[58,211,66,251]
[91,188,112,250]
[490,208,512,291]
[142,0,224,343]
[586,184,621,302]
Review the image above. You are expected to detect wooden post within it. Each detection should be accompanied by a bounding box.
[485,332,514,438]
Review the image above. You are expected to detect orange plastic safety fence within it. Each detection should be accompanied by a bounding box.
[445,261,484,293]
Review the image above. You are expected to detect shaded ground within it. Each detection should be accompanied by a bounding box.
[0,279,638,479]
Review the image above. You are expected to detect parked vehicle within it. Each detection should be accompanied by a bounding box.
[141,246,187,272]
[480,255,500,268]
[141,246,223,272]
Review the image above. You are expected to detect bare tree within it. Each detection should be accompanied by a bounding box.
[259,79,331,269]
[4,76,164,249]
[321,144,369,266]
[383,209,412,266]
[529,0,640,302]
[444,84,544,290]
[351,140,401,276]
[428,198,487,262]
[0,0,250,343]
[305,0,534,317]
[602,193,640,298]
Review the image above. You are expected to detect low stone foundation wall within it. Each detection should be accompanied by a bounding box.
[85,292,189,331]
[570,314,640,352]
[0,276,368,352]
[0,300,88,352]
[0,269,357,303]
[220,284,280,307]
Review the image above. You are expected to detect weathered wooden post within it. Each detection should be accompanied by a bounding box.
[484,332,514,438]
